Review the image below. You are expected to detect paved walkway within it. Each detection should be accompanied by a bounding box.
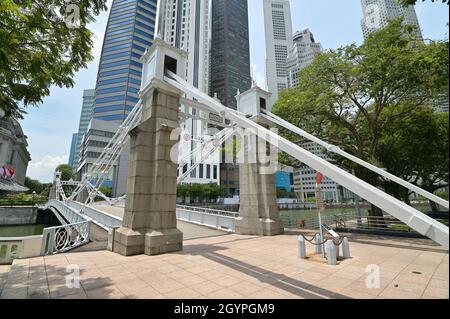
[1,234,448,299]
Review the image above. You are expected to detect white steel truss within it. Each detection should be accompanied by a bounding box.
[164,70,449,249]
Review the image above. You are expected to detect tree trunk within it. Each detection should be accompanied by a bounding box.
[429,200,440,214]
[368,204,386,229]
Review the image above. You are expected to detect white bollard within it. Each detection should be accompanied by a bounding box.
[342,237,351,258]
[315,234,323,254]
[326,241,337,266]
[298,236,307,259]
[335,240,340,260]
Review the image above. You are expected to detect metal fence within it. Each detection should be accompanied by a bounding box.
[176,205,238,232]
[40,221,90,255]
[66,201,123,229]
[41,200,92,255]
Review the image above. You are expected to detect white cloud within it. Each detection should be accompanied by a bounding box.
[27,155,68,183]
[251,63,267,90]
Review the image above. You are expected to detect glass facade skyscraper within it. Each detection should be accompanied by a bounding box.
[210,0,251,110]
[92,0,158,122]
[210,0,252,197]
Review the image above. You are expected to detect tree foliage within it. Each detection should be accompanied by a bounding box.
[272,19,449,213]
[0,0,107,118]
[55,164,75,181]
[24,176,52,196]
[177,183,224,203]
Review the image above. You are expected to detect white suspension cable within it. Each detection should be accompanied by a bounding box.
[260,110,449,209]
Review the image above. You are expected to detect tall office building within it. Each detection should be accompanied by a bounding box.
[210,0,252,110]
[361,0,422,39]
[68,133,78,168]
[92,0,157,121]
[72,89,95,170]
[286,29,322,88]
[77,0,157,190]
[161,0,210,93]
[263,0,293,106]
[210,0,252,197]
[160,0,220,185]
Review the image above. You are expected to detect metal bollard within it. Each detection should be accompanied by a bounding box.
[315,234,323,254]
[342,237,351,258]
[298,236,307,259]
[326,241,337,266]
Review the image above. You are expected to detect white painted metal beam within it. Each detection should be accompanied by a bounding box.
[165,71,449,249]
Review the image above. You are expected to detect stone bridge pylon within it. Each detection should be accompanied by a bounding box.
[113,40,187,256]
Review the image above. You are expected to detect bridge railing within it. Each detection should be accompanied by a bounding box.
[65,201,123,229]
[40,221,90,255]
[45,199,86,224]
[176,205,238,232]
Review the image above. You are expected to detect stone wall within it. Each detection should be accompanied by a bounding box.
[0,207,38,225]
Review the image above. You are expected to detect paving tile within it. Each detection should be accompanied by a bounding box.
[164,287,202,299]
[85,285,126,299]
[126,285,164,299]
[149,278,185,294]
[190,282,223,295]
[378,287,422,299]
[422,286,449,299]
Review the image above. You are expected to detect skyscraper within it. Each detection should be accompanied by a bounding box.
[92,0,158,122]
[161,0,210,93]
[68,133,78,168]
[160,0,220,185]
[210,0,252,197]
[72,89,95,169]
[77,0,157,189]
[263,0,293,106]
[210,0,252,110]
[361,0,422,39]
[286,29,322,88]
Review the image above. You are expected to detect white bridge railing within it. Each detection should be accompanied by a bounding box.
[176,205,238,232]
[66,201,123,229]
[41,200,92,255]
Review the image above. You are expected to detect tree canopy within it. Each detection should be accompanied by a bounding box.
[0,0,107,118]
[272,19,449,212]
[55,164,75,181]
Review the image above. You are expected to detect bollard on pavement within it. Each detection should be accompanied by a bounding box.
[326,241,337,266]
[298,236,307,259]
[342,237,351,258]
[315,234,323,254]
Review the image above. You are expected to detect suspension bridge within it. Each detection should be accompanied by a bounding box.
[39,37,448,257]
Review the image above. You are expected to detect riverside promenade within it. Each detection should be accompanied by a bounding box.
[1,231,448,299]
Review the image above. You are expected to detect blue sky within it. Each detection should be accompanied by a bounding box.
[20,0,449,182]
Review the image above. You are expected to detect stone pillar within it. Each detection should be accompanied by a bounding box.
[235,122,284,236]
[113,79,183,256]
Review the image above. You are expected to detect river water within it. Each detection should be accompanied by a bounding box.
[0,224,49,237]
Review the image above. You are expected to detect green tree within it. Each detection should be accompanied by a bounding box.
[0,0,107,118]
[272,19,449,218]
[24,176,44,194]
[98,185,112,198]
[379,107,449,212]
[55,164,75,181]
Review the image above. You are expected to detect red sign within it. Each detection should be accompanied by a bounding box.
[316,172,324,185]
